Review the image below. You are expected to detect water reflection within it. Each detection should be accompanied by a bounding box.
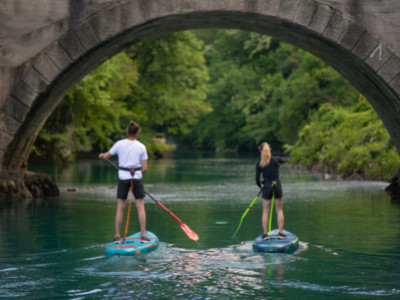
[2,153,399,299]
[87,242,303,299]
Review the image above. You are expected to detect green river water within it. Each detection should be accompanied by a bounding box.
[1,152,399,299]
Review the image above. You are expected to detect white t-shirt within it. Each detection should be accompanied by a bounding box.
[109,139,148,180]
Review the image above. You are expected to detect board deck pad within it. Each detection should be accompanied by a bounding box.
[253,229,299,254]
[105,231,159,256]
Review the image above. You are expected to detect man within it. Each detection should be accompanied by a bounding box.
[99,121,149,243]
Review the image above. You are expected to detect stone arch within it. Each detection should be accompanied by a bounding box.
[1,0,400,170]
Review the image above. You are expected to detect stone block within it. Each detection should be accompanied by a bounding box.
[173,0,198,13]
[339,22,365,51]
[366,43,393,72]
[278,0,300,20]
[390,75,400,96]
[206,0,228,11]
[68,0,86,28]
[136,0,161,18]
[120,0,146,30]
[74,21,100,51]
[21,67,48,94]
[324,12,347,41]
[0,67,13,105]
[294,0,318,27]
[225,0,242,13]
[352,33,380,61]
[141,0,176,17]
[0,132,12,152]
[1,96,29,123]
[0,112,21,136]
[32,54,59,83]
[308,4,333,34]
[46,42,73,71]
[378,56,400,83]
[10,80,37,107]
[89,5,122,42]
[60,30,86,60]
[261,0,281,16]
[243,0,267,13]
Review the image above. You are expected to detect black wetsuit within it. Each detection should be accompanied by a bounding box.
[255,157,285,199]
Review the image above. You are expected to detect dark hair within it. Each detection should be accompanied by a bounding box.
[126,121,140,137]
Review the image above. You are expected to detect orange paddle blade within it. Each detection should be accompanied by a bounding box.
[181,223,199,241]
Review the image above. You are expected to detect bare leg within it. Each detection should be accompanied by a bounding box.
[115,199,126,238]
[135,198,146,237]
[262,199,271,235]
[274,197,284,233]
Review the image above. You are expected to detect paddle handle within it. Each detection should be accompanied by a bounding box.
[124,180,134,239]
[105,158,118,170]
[232,189,262,238]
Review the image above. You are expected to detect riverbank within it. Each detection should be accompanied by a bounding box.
[288,162,400,200]
[2,150,400,204]
[0,171,59,206]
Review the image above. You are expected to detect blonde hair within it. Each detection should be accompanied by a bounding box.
[259,142,271,168]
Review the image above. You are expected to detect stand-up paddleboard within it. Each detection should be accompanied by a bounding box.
[105,231,159,256]
[253,229,299,254]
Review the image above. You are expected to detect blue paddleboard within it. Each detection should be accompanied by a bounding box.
[253,229,299,254]
[105,231,159,256]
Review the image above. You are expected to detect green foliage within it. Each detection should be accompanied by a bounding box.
[125,31,210,136]
[286,98,400,180]
[34,32,209,162]
[184,29,359,151]
[32,28,399,181]
[34,52,134,162]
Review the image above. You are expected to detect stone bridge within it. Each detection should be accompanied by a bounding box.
[1,0,400,200]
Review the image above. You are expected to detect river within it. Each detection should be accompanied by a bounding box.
[1,151,399,299]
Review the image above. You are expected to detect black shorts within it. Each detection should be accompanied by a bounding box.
[262,180,283,199]
[117,179,145,200]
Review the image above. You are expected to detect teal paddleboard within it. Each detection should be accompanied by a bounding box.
[105,231,159,256]
[253,229,299,254]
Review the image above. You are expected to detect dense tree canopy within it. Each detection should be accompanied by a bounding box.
[182,29,359,151]
[33,31,210,161]
[32,29,399,180]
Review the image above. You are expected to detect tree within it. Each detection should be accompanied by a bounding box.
[33,32,211,162]
[33,52,135,162]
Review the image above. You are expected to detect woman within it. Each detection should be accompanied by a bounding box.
[255,141,286,240]
[99,121,149,243]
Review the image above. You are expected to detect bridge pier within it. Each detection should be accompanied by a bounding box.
[386,168,400,201]
[0,170,59,206]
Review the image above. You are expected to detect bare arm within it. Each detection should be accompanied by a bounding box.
[141,160,147,173]
[99,151,112,159]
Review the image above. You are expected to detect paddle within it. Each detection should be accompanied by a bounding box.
[268,190,275,233]
[232,189,262,238]
[103,158,199,241]
[144,191,199,241]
